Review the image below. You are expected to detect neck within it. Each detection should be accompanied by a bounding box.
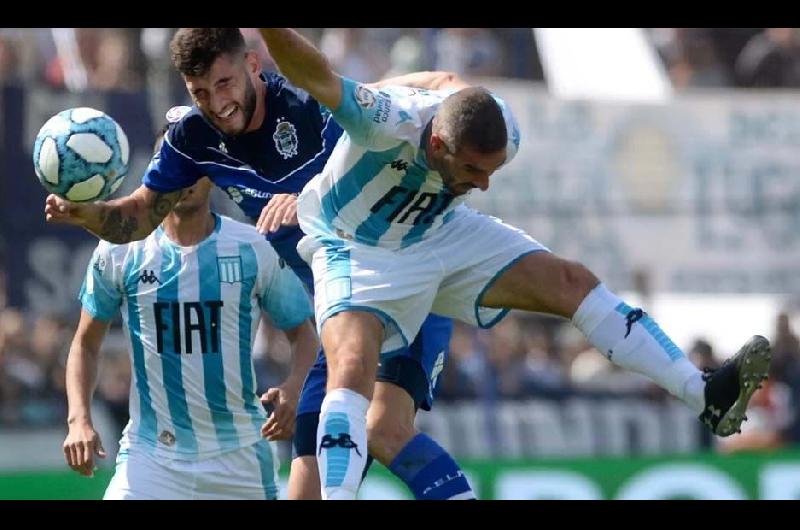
[245,79,267,133]
[162,210,216,247]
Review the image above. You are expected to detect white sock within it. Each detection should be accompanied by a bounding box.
[317,388,370,500]
[572,284,706,414]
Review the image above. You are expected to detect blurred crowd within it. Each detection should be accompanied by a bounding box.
[3,28,800,93]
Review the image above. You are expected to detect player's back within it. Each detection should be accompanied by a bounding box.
[82,215,312,460]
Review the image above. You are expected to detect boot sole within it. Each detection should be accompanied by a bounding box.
[715,335,772,437]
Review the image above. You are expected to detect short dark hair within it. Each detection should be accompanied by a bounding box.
[169,28,246,77]
[435,87,507,154]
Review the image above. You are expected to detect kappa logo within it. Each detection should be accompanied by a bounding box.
[273,118,298,159]
[138,270,161,285]
[319,433,362,457]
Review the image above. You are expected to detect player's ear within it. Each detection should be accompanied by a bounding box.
[430,133,447,156]
[244,51,260,76]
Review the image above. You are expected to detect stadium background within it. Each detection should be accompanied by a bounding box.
[1,28,799,499]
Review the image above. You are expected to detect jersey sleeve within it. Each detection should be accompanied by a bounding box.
[142,129,204,193]
[78,242,123,321]
[255,243,314,330]
[329,77,446,151]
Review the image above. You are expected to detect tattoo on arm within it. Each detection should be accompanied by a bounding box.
[148,190,186,229]
[99,210,139,244]
[98,190,185,244]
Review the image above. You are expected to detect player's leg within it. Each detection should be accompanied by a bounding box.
[481,251,771,434]
[369,315,475,500]
[434,207,772,437]
[303,234,440,499]
[289,349,376,499]
[316,310,382,500]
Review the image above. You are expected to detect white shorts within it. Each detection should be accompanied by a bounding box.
[103,438,280,500]
[299,206,548,354]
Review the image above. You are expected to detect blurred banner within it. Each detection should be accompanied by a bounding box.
[478,82,800,295]
[3,449,799,499]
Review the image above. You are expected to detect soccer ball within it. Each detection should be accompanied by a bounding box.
[32,107,129,202]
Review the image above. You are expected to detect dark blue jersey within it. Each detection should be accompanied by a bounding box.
[142,72,343,290]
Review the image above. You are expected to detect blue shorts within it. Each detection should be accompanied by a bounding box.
[293,313,452,458]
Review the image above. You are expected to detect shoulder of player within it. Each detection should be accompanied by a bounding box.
[93,238,142,272]
[164,109,219,156]
[217,216,270,245]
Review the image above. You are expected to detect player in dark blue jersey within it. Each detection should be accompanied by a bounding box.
[46,28,475,500]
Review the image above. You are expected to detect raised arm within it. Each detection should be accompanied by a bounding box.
[63,309,111,477]
[45,184,184,244]
[259,28,343,111]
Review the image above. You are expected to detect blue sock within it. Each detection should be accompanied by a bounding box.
[388,433,475,500]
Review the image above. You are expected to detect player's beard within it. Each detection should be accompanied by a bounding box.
[237,75,258,135]
[214,75,258,136]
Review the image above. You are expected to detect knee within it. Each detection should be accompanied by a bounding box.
[329,352,376,388]
[554,260,599,316]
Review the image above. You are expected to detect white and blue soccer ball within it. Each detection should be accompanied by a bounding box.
[33,107,129,202]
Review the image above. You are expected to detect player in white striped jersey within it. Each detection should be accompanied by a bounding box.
[260,28,772,500]
[62,132,319,499]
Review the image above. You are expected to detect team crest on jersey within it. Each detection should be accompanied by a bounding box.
[355,84,376,109]
[227,186,243,204]
[218,256,243,284]
[273,119,298,159]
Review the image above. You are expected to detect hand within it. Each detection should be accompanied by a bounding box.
[259,383,300,441]
[45,194,86,226]
[63,422,106,477]
[256,194,298,234]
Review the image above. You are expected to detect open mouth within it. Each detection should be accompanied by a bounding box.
[216,105,238,121]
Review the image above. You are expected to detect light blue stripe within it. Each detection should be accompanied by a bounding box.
[320,145,404,233]
[323,412,351,487]
[355,158,427,243]
[615,302,685,361]
[400,189,453,248]
[124,247,157,451]
[238,242,263,431]
[157,241,198,454]
[254,439,278,500]
[197,239,239,451]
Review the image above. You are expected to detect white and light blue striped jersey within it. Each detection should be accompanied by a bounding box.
[79,214,314,461]
[296,77,521,249]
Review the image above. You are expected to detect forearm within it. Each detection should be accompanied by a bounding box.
[259,28,342,110]
[80,186,181,244]
[65,341,101,426]
[370,71,469,91]
[283,321,319,390]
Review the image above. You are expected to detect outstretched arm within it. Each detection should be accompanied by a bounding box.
[259,28,343,111]
[45,184,185,244]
